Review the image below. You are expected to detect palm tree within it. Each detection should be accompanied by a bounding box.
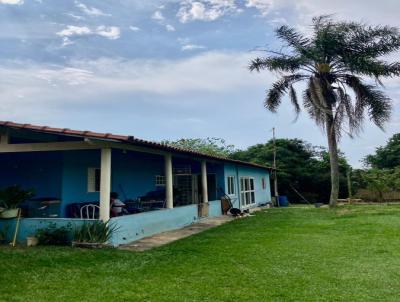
[250,16,400,206]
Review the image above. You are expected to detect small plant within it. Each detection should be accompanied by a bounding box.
[0,185,35,209]
[35,223,71,245]
[73,220,117,244]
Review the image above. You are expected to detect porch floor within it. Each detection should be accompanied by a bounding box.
[119,215,235,252]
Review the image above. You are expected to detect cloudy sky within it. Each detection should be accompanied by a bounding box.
[0,0,399,167]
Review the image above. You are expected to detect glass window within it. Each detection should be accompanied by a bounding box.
[245,178,249,191]
[240,177,256,206]
[155,175,166,186]
[88,167,100,192]
[227,176,235,195]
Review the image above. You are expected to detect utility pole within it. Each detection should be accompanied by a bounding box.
[272,127,279,207]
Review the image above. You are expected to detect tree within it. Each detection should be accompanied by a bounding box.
[249,16,400,206]
[231,138,350,203]
[162,137,235,158]
[353,167,400,202]
[364,133,400,168]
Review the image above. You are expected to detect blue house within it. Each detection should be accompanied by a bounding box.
[0,121,272,246]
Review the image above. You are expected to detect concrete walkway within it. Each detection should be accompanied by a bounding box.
[119,215,234,252]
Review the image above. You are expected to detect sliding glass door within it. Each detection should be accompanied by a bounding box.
[240,177,255,207]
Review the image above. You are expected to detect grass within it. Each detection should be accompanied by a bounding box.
[2,205,400,301]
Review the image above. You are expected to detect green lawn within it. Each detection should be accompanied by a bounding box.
[2,205,400,301]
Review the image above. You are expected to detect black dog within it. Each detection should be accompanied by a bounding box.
[229,208,242,217]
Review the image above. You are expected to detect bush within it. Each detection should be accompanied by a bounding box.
[35,223,71,245]
[0,185,35,209]
[73,221,117,244]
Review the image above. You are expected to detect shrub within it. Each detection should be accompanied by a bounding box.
[73,221,117,244]
[35,223,71,245]
[0,185,35,209]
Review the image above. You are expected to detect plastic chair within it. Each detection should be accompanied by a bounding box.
[80,204,100,219]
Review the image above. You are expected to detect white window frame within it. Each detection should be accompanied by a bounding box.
[227,176,235,196]
[240,177,256,207]
[88,167,101,193]
[155,175,166,186]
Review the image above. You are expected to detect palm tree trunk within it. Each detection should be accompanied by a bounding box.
[326,116,340,207]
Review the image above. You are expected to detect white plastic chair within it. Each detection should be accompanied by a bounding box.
[80,204,100,219]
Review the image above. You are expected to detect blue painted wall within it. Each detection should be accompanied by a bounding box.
[208,199,222,217]
[0,152,63,199]
[111,150,164,200]
[223,164,271,209]
[0,218,92,243]
[237,165,271,207]
[60,150,101,215]
[110,204,198,246]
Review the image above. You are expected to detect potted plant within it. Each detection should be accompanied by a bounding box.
[0,186,35,219]
[72,220,117,248]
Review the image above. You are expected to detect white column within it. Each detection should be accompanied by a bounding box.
[201,160,208,203]
[165,153,173,209]
[99,148,112,221]
[0,132,9,145]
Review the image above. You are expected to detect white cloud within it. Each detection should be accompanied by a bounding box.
[61,37,75,47]
[0,52,276,147]
[0,51,269,104]
[152,9,176,32]
[56,25,120,40]
[178,38,205,51]
[75,1,110,17]
[129,26,140,32]
[65,12,85,21]
[35,67,93,86]
[165,24,176,31]
[181,44,205,51]
[57,25,92,37]
[0,0,23,4]
[244,0,400,28]
[95,26,120,39]
[177,0,238,23]
[152,10,165,21]
[245,0,273,16]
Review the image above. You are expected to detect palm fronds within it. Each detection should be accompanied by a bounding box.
[249,16,398,139]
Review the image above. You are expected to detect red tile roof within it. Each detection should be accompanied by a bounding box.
[0,121,271,170]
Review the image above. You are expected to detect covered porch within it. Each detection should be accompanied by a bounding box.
[0,128,225,245]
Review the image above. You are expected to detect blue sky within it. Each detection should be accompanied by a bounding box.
[0,0,399,167]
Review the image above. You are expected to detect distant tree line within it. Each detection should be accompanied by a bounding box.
[351,134,400,201]
[165,133,400,203]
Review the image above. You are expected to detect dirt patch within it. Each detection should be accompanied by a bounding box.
[336,208,353,216]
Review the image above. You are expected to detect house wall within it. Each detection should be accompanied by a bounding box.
[0,152,63,198]
[223,164,271,209]
[109,204,198,245]
[0,201,220,245]
[61,150,101,216]
[208,199,222,217]
[0,218,92,243]
[111,149,164,200]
